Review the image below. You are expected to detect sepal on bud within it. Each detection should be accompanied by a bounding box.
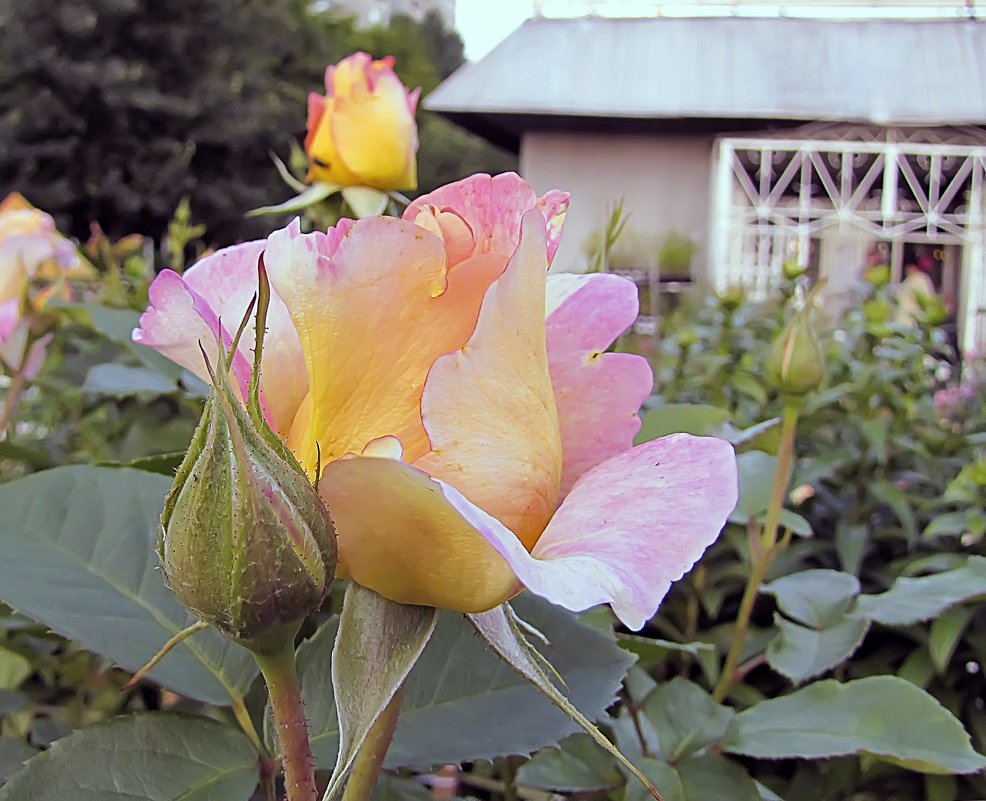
[159,259,336,649]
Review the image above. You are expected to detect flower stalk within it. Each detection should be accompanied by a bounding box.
[0,357,27,440]
[713,403,800,703]
[254,634,317,801]
[339,689,403,801]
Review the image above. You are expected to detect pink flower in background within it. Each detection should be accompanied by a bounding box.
[0,193,80,377]
[135,172,737,630]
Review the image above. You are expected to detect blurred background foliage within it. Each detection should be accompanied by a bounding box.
[0,0,514,247]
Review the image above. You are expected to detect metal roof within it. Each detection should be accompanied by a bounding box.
[426,16,986,136]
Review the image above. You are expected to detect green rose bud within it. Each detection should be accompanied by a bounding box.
[864,265,891,287]
[161,273,335,649]
[766,307,826,396]
[782,258,806,280]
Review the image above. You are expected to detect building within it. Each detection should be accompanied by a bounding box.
[426,12,986,352]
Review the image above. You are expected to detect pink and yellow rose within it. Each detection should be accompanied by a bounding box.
[305,52,419,192]
[0,193,81,377]
[134,173,736,630]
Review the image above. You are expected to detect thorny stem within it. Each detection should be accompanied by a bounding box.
[713,404,800,703]
[254,639,317,801]
[340,689,403,801]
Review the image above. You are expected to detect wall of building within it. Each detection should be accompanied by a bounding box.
[519,131,714,277]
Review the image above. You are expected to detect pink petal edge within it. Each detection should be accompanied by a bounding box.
[404,173,569,265]
[133,269,253,405]
[441,434,738,630]
[546,273,654,496]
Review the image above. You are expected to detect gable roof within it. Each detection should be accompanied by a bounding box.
[426,16,986,148]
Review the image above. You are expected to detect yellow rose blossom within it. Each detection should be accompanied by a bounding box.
[305,52,419,191]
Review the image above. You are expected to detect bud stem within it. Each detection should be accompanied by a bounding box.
[254,637,317,801]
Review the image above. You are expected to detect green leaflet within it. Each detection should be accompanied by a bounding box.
[0,466,257,706]
[0,713,258,801]
[723,676,986,774]
[323,583,438,801]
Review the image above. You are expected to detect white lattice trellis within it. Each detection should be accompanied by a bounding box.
[709,126,986,353]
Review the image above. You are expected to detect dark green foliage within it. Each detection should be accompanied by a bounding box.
[0,1,514,247]
[0,0,322,243]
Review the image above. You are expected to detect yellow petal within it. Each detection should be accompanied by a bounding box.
[319,454,520,611]
[264,218,501,475]
[306,97,363,187]
[331,71,417,190]
[414,211,563,549]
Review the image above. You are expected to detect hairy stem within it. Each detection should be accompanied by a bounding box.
[340,689,402,801]
[254,640,316,801]
[713,404,800,703]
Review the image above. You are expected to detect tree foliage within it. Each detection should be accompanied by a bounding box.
[0,0,514,246]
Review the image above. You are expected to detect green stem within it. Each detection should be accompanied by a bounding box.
[253,639,316,801]
[230,693,266,756]
[499,756,521,801]
[712,403,800,703]
[0,343,31,441]
[759,404,800,552]
[340,689,402,801]
[712,554,772,703]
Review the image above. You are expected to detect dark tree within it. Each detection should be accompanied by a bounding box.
[419,9,465,79]
[0,0,515,246]
[0,0,338,243]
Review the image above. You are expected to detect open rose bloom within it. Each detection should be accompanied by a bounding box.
[135,173,736,631]
[0,193,82,377]
[305,52,419,192]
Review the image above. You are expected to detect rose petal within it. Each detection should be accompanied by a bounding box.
[330,57,418,190]
[404,173,569,265]
[305,92,328,155]
[414,211,563,549]
[412,205,476,268]
[184,241,308,433]
[322,434,735,627]
[0,299,19,343]
[134,240,307,435]
[264,216,492,473]
[546,273,653,496]
[319,454,520,612]
[133,269,253,404]
[528,434,738,630]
